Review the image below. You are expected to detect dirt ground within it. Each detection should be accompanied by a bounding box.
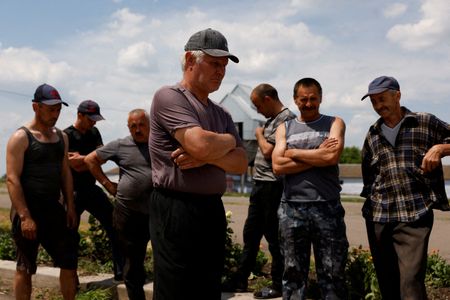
[223,196,450,262]
[1,189,449,261]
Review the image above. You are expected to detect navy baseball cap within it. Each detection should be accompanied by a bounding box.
[32,83,68,106]
[184,28,239,63]
[77,100,105,121]
[361,76,400,100]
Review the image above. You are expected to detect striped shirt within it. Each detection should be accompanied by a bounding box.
[361,107,450,223]
[253,107,296,181]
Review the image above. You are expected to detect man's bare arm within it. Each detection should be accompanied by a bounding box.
[255,127,274,160]
[6,129,37,240]
[208,147,248,174]
[422,144,450,173]
[174,126,237,161]
[172,146,248,174]
[61,132,77,229]
[284,117,345,167]
[271,123,312,175]
[85,151,117,196]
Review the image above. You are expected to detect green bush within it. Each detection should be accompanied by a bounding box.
[346,246,380,300]
[222,211,268,283]
[426,250,450,288]
[0,227,15,260]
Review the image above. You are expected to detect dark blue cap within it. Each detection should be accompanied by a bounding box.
[361,76,400,100]
[77,100,105,121]
[32,83,68,106]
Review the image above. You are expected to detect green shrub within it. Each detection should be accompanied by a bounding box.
[222,211,268,283]
[0,227,15,260]
[426,250,450,288]
[346,246,381,300]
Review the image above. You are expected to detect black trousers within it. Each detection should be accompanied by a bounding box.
[148,189,226,300]
[75,185,124,278]
[113,204,150,300]
[238,180,284,290]
[366,211,433,300]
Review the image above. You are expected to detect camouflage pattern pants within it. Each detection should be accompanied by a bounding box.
[278,200,349,300]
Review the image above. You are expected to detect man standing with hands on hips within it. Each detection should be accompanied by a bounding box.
[361,75,450,300]
[149,28,248,300]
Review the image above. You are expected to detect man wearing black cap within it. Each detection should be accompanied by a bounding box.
[149,28,247,299]
[361,76,450,299]
[6,84,78,299]
[64,100,123,281]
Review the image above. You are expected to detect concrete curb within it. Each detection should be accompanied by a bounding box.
[0,260,278,300]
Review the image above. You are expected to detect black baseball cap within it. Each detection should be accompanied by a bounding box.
[361,76,400,100]
[32,83,68,106]
[184,28,239,63]
[77,100,105,121]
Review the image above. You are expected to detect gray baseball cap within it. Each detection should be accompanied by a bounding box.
[361,76,400,100]
[184,28,239,63]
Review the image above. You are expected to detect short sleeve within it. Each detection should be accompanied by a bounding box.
[151,87,201,136]
[96,139,120,164]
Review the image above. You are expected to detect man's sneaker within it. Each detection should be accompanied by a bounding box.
[253,286,282,299]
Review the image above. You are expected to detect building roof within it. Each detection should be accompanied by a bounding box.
[219,84,265,123]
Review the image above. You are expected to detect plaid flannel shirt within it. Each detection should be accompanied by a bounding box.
[361,107,450,223]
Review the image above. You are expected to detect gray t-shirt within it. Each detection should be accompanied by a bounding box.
[96,135,152,213]
[150,83,243,195]
[253,107,296,181]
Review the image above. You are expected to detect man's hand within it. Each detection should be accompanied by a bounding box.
[171,147,206,170]
[104,181,118,196]
[421,145,443,173]
[319,137,338,149]
[21,216,37,240]
[66,206,79,230]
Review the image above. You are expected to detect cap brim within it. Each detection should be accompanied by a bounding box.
[86,114,105,121]
[361,87,390,101]
[202,49,239,63]
[36,99,69,106]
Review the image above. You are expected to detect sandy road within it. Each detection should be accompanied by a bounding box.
[223,196,450,261]
[1,190,449,261]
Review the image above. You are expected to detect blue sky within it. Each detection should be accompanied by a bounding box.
[1,0,449,175]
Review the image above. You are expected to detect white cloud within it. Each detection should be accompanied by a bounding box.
[117,42,156,70]
[345,112,378,147]
[0,47,72,84]
[387,0,450,50]
[383,3,408,18]
[107,8,146,38]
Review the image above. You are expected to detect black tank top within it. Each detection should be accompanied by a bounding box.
[20,126,65,209]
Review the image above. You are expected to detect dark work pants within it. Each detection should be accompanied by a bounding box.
[279,200,349,300]
[113,204,150,300]
[366,211,433,300]
[238,180,284,290]
[148,188,226,300]
[75,185,124,278]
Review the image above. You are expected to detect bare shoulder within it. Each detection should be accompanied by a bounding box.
[7,127,29,153]
[333,116,345,126]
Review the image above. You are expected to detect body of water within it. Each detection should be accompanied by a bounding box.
[341,178,450,196]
